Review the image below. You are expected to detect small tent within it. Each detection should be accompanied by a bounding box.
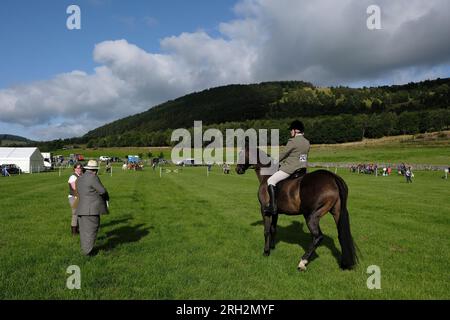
[0,147,45,173]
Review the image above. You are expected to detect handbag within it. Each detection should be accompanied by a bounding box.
[70,188,80,209]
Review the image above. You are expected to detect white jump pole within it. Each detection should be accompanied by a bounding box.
[160,167,162,178]
[110,165,113,177]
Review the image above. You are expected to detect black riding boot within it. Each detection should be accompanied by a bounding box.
[265,185,277,216]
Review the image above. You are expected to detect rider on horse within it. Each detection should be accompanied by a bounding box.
[266,120,310,216]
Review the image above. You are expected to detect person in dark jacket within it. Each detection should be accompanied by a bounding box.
[76,160,109,256]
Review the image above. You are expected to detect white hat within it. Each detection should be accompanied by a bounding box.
[84,160,99,170]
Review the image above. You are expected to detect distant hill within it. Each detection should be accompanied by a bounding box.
[0,134,32,146]
[84,81,314,138]
[84,78,450,141]
[33,78,450,150]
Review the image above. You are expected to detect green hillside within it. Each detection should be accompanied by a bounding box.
[0,134,32,146]
[85,78,450,139]
[84,81,313,138]
[33,78,450,150]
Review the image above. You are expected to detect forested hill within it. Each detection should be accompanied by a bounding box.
[84,78,450,139]
[0,134,32,146]
[84,81,314,138]
[34,78,450,149]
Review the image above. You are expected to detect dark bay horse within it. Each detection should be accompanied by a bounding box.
[235,147,357,271]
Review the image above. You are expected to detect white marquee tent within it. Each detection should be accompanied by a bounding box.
[0,147,44,173]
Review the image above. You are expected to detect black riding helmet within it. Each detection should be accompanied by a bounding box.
[289,120,305,132]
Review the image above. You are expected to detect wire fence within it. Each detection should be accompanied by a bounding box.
[309,162,449,171]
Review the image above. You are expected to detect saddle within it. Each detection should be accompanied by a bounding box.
[287,168,307,180]
[265,168,307,215]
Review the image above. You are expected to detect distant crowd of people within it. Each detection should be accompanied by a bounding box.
[122,161,144,171]
[350,162,414,182]
[350,163,379,175]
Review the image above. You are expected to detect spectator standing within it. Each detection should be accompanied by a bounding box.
[68,163,83,235]
[405,167,413,183]
[76,160,109,256]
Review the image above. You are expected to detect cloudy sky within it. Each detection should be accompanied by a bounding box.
[0,0,449,141]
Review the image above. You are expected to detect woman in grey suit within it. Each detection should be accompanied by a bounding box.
[266,120,310,215]
[76,160,109,256]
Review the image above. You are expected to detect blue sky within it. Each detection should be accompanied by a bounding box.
[0,0,449,141]
[0,0,235,88]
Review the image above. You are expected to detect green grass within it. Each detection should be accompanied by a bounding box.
[311,144,450,165]
[1,163,449,299]
[310,133,450,165]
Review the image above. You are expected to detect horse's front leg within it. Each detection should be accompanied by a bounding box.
[261,207,272,256]
[270,213,278,250]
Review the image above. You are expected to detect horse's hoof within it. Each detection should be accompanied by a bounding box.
[297,259,308,271]
[263,251,270,256]
[270,244,275,250]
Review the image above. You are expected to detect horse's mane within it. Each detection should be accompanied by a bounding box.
[246,147,272,167]
[246,147,279,177]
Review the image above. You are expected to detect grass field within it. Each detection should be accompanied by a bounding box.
[1,163,449,299]
[311,132,450,165]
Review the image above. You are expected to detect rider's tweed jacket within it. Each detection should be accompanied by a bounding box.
[278,134,310,174]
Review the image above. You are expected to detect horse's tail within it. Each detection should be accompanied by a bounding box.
[334,174,358,269]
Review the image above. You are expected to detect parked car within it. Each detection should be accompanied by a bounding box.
[1,164,22,175]
[176,158,196,166]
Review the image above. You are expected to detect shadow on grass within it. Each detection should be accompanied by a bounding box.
[100,216,133,229]
[96,223,152,252]
[251,219,341,265]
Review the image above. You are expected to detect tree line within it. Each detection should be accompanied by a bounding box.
[72,108,450,148]
[20,78,450,151]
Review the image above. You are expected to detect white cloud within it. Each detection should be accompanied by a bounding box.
[0,0,449,140]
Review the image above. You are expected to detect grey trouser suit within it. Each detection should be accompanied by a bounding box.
[76,171,109,255]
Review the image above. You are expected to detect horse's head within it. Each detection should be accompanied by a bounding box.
[235,146,251,175]
[235,146,272,175]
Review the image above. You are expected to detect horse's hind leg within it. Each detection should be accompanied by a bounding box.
[298,212,324,271]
